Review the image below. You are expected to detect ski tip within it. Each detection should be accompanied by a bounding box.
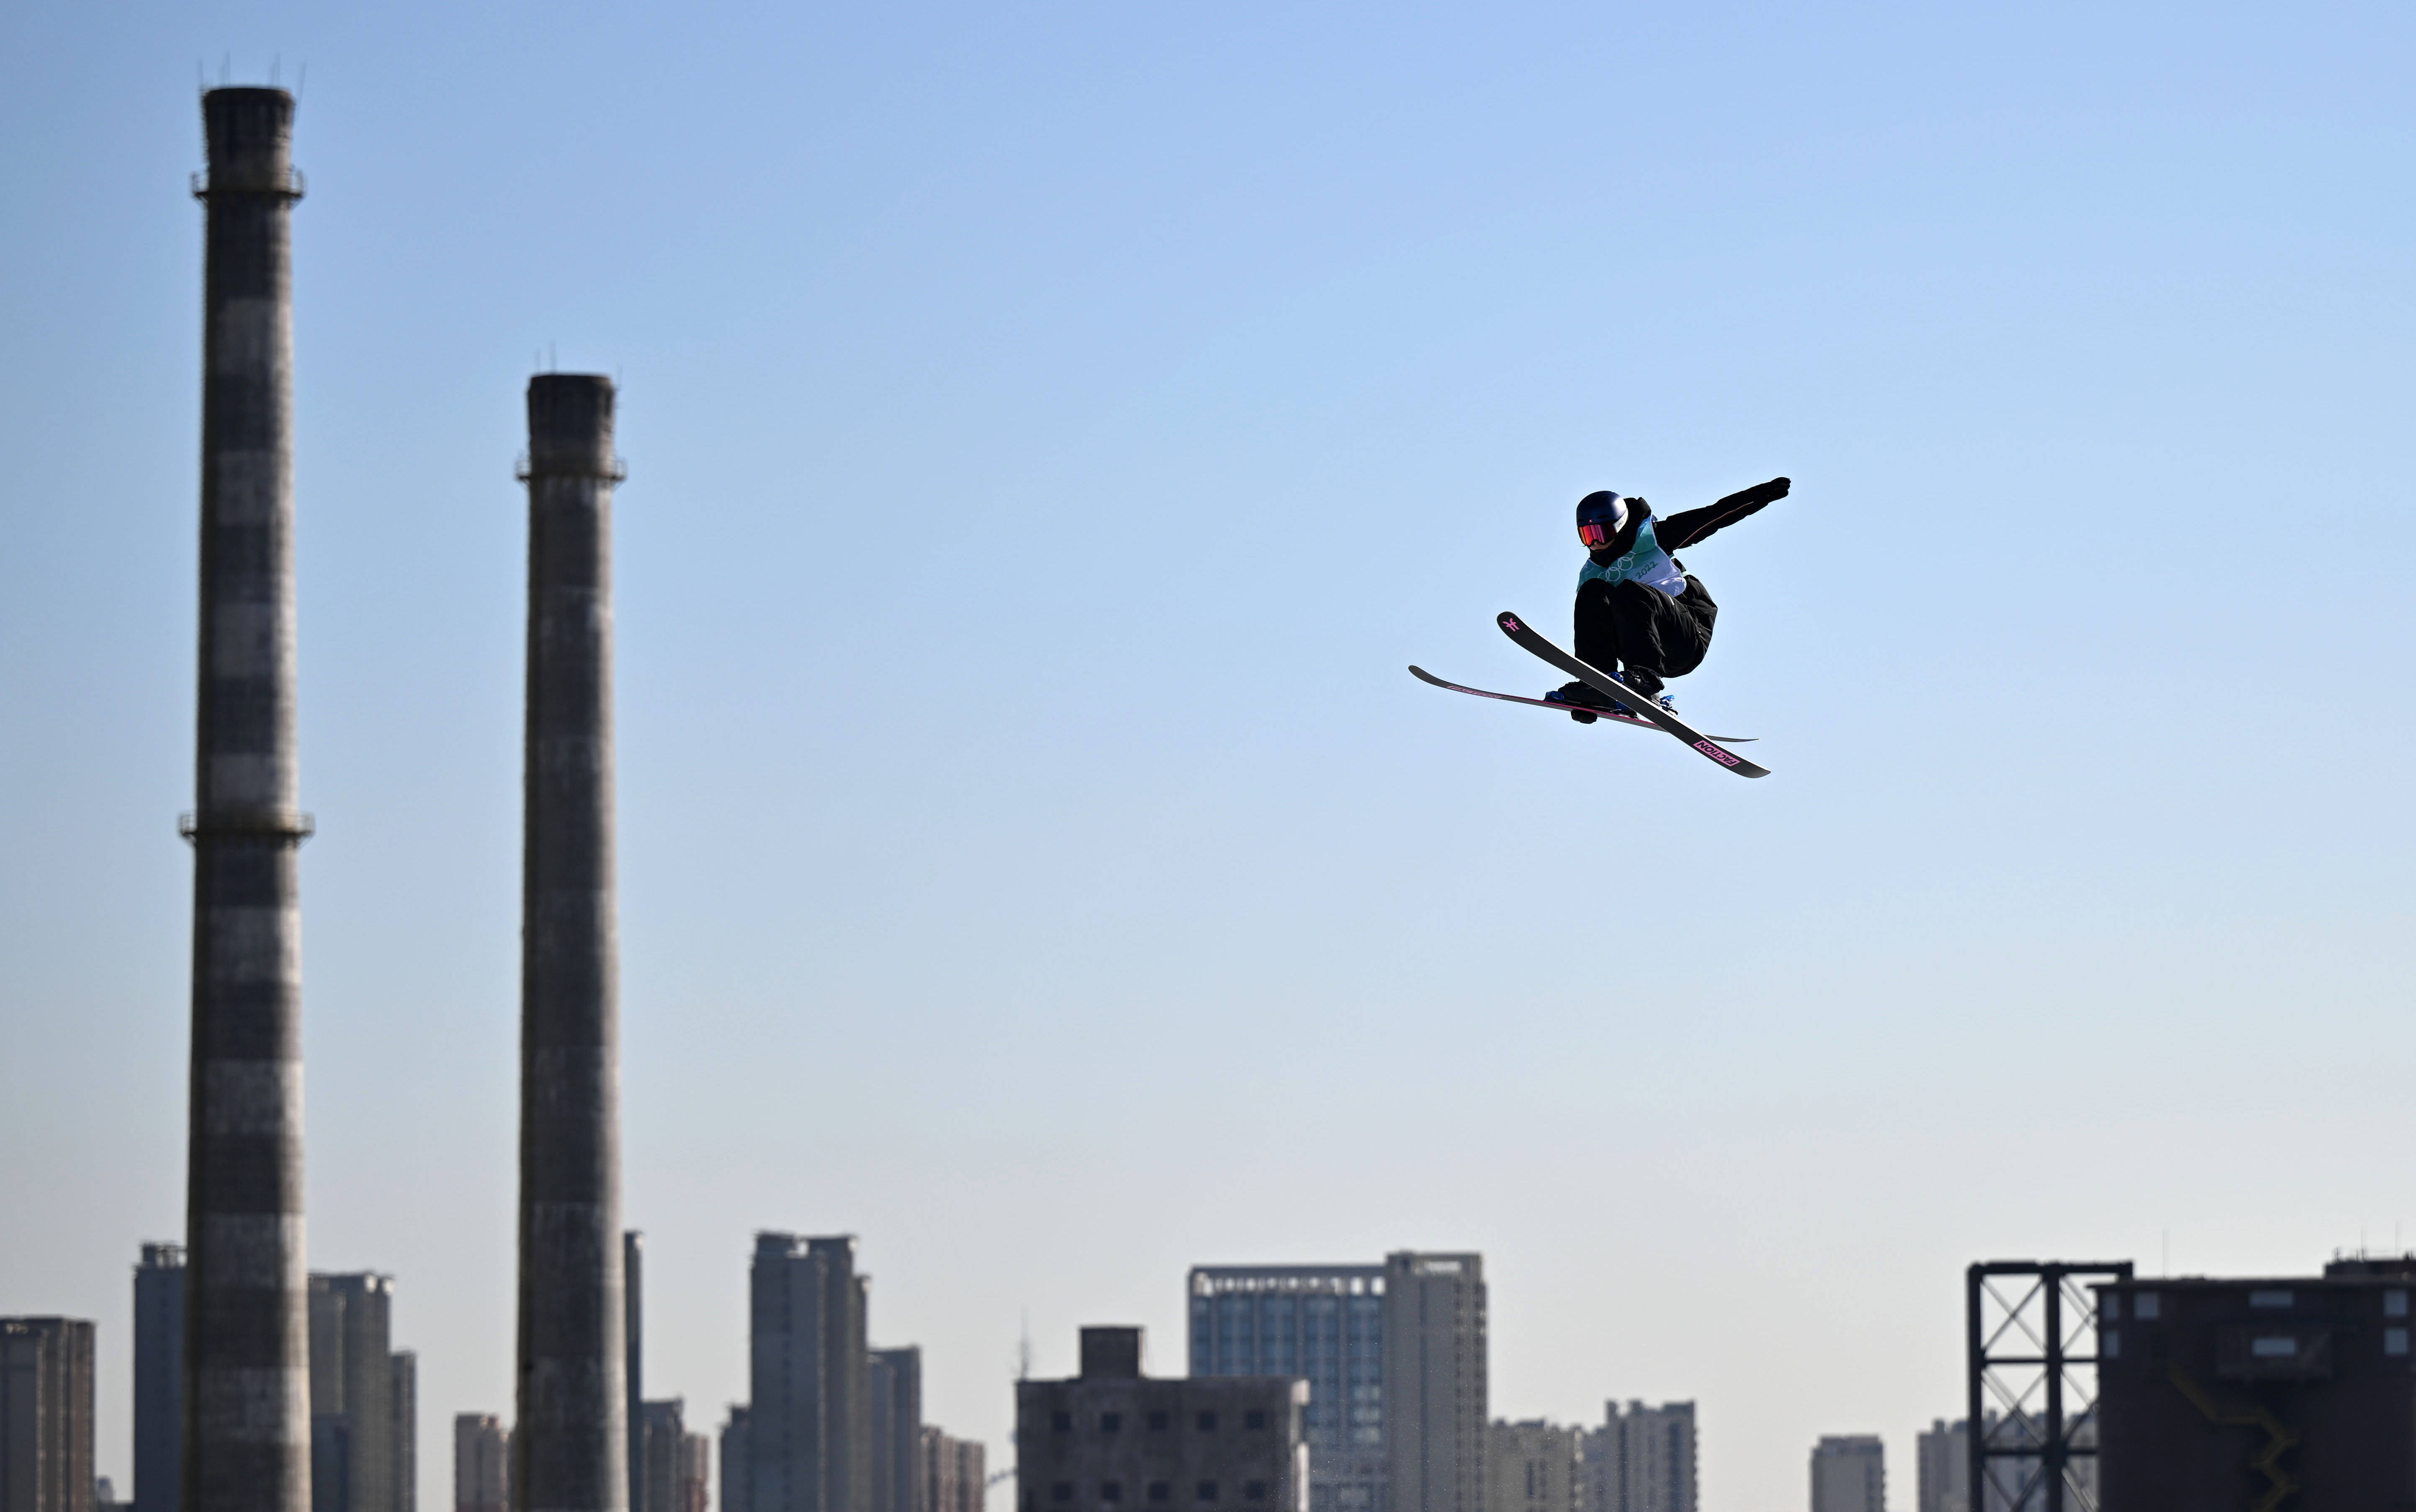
[1495,611,1526,635]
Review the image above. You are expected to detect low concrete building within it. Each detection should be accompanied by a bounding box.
[2095,1260,2416,1509]
[1018,1328,1306,1512]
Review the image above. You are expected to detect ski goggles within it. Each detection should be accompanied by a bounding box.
[1578,520,1613,549]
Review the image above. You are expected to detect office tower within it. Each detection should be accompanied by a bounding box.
[308,1274,412,1512]
[0,1319,96,1512]
[916,1431,982,1512]
[1383,1255,1485,1512]
[1483,1423,1578,1512]
[1583,1404,1693,1512]
[720,1410,750,1512]
[747,1235,869,1512]
[1016,1327,1306,1512]
[1188,1267,1384,1512]
[866,1351,921,1512]
[515,372,629,1512]
[1808,1438,1883,1512]
[133,1247,185,1512]
[2094,1260,2416,1508]
[454,1417,510,1512]
[1913,1421,1966,1512]
[184,84,312,1512]
[628,1236,646,1512]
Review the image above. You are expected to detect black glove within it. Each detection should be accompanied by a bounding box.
[1714,476,1790,512]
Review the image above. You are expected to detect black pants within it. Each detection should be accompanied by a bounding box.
[1574,575,1717,681]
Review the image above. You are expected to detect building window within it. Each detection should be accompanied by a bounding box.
[1197,1485,1220,1504]
[1148,1486,1171,1504]
[1102,1484,1124,1503]
[1148,1412,1170,1432]
[2250,1290,2294,1310]
[1053,1414,1074,1434]
[2388,1291,2410,1319]
[1053,1487,1074,1504]
[2101,1329,2119,1359]
[1196,1412,1219,1432]
[1244,1485,1268,1502]
[2135,1293,2160,1321]
[2387,1328,2410,1357]
[1101,1414,1122,1434]
[1243,1411,1267,1430]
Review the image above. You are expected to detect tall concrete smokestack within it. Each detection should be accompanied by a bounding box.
[515,374,628,1512]
[182,86,311,1512]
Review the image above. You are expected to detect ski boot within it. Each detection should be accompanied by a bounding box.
[1615,666,1679,716]
[1544,680,1624,724]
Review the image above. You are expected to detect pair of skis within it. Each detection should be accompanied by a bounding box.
[1410,611,1770,779]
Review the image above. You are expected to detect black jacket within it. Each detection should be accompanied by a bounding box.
[1595,477,1791,562]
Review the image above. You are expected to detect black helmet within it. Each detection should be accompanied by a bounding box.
[1575,490,1629,550]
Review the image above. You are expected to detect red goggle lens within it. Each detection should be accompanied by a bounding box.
[1578,521,1611,548]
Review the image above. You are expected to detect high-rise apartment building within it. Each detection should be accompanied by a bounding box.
[746,1234,870,1512]
[391,1354,416,1512]
[1914,1421,1966,1512]
[867,1350,922,1512]
[453,1415,509,1512]
[1484,1423,1578,1512]
[1018,1327,1306,1512]
[1186,1264,1387,1512]
[1808,1438,1883,1512]
[635,1401,710,1512]
[917,1430,982,1512]
[0,1318,96,1512]
[721,1409,751,1512]
[1583,1403,1693,1512]
[308,1275,414,1512]
[132,1247,184,1512]
[1382,1255,1485,1512]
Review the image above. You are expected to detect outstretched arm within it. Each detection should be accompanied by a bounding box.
[1656,477,1791,551]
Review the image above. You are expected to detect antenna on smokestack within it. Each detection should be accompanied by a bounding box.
[1017,1309,1032,1381]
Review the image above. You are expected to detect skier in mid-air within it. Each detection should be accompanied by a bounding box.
[1542,476,1791,723]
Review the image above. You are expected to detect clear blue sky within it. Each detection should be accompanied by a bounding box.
[3,2,2411,1509]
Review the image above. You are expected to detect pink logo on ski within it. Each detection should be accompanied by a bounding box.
[1693,739,1740,766]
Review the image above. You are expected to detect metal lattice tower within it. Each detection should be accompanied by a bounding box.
[1967,1261,2133,1512]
